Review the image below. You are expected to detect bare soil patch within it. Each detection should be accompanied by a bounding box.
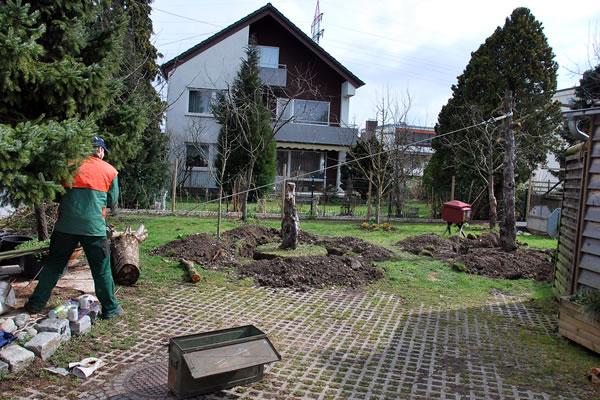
[150,224,392,289]
[395,232,554,282]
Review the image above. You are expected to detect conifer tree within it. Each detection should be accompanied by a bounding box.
[94,0,168,208]
[0,0,124,238]
[425,7,562,240]
[213,44,276,220]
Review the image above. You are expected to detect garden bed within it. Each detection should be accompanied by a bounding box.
[558,296,600,354]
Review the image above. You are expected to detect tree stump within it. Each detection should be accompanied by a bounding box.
[281,182,299,250]
[110,224,148,285]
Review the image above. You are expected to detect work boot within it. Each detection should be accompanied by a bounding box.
[102,305,123,320]
[23,302,42,314]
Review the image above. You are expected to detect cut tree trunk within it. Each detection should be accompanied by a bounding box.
[281,182,299,250]
[34,203,48,241]
[180,258,201,283]
[110,224,148,286]
[500,89,516,251]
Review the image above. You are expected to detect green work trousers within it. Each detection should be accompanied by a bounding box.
[26,231,119,317]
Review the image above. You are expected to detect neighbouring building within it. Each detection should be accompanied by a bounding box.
[360,121,436,178]
[530,87,578,184]
[161,3,365,195]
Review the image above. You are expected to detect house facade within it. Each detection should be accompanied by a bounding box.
[161,3,364,195]
[360,121,436,178]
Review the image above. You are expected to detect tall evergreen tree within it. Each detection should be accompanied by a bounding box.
[94,0,168,208]
[213,44,276,220]
[425,7,562,236]
[574,63,600,109]
[0,0,125,238]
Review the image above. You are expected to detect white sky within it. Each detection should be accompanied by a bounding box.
[150,0,600,128]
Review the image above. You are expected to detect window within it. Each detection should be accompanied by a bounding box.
[188,89,217,114]
[257,46,279,68]
[276,99,330,125]
[185,143,209,168]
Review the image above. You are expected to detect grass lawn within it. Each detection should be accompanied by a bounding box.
[11,214,595,399]
[110,214,555,308]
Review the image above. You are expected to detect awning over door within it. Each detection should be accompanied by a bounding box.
[276,142,346,152]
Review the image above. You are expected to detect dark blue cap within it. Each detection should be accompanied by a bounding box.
[93,136,109,153]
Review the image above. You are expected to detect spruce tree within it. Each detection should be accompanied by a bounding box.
[0,0,124,238]
[94,0,168,208]
[426,7,562,236]
[213,44,276,220]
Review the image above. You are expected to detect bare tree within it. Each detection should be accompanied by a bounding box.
[440,104,504,228]
[346,89,413,224]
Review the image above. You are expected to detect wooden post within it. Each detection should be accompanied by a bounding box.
[367,171,373,219]
[450,175,455,201]
[281,164,287,221]
[526,178,533,221]
[172,158,178,213]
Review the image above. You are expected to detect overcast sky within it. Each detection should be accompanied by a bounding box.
[150,0,600,128]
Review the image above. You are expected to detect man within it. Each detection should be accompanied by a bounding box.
[25,136,123,320]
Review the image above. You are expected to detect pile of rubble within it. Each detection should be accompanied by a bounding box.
[0,297,98,375]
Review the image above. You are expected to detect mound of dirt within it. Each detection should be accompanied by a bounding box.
[150,224,394,288]
[297,232,395,262]
[239,255,384,290]
[149,233,240,269]
[222,225,280,258]
[395,233,554,282]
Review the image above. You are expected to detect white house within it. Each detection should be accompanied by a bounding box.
[161,3,365,194]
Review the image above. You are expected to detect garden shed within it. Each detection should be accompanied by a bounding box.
[553,107,600,297]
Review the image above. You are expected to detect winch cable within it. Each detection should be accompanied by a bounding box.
[175,112,510,211]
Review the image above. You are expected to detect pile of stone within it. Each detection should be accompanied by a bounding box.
[0,306,95,375]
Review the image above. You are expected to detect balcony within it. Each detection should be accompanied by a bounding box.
[259,64,287,87]
[274,123,358,149]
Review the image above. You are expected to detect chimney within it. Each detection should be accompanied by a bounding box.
[363,120,377,140]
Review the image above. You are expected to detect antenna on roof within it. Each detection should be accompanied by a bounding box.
[311,0,324,43]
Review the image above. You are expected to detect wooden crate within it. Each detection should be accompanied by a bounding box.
[559,296,600,353]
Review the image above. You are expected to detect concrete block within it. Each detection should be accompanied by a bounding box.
[70,315,91,336]
[14,313,30,328]
[0,344,35,373]
[36,318,71,342]
[24,332,61,361]
[0,360,8,374]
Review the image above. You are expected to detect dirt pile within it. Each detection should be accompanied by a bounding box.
[395,233,554,282]
[149,233,240,269]
[239,256,384,290]
[151,225,393,288]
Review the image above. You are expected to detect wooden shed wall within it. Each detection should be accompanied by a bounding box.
[553,151,586,297]
[554,114,600,297]
[577,118,600,291]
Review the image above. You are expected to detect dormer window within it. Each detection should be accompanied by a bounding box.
[257,46,279,68]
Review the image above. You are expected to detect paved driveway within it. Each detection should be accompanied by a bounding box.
[16,285,583,399]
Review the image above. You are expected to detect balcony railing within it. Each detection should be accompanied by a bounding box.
[259,64,287,87]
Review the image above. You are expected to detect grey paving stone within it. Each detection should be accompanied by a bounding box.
[70,315,92,336]
[36,317,71,342]
[0,344,35,373]
[24,331,61,361]
[0,359,8,374]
